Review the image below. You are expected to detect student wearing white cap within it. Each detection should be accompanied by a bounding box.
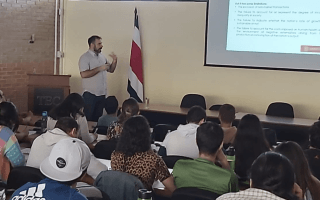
[10,138,92,200]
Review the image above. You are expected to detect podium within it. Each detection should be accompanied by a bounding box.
[27,74,71,114]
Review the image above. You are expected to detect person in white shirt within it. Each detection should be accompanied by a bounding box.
[79,35,117,122]
[27,117,107,180]
[217,152,303,200]
[162,106,206,159]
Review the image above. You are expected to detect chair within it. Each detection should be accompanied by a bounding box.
[94,171,145,200]
[7,166,45,194]
[162,155,193,169]
[171,187,220,200]
[152,124,177,142]
[209,104,222,111]
[266,102,294,118]
[92,139,117,160]
[263,128,277,147]
[180,94,206,109]
[92,126,108,135]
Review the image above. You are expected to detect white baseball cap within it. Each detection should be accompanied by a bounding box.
[40,138,91,182]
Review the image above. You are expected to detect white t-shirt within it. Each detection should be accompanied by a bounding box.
[162,123,199,159]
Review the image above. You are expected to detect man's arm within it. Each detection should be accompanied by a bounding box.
[80,64,109,78]
[107,52,117,73]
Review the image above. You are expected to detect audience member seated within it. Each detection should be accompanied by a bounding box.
[172,121,238,195]
[0,90,5,103]
[111,116,176,197]
[106,97,139,140]
[97,96,118,128]
[233,114,270,184]
[305,121,320,180]
[217,152,303,200]
[0,102,25,182]
[27,117,107,180]
[47,93,97,146]
[218,104,237,147]
[275,141,320,200]
[162,106,206,159]
[10,138,93,200]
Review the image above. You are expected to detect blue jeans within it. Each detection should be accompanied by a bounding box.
[83,92,105,122]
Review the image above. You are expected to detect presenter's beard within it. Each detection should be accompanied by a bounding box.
[94,47,102,54]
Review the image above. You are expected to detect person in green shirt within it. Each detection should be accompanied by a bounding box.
[172,121,239,195]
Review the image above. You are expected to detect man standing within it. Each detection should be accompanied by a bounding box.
[79,35,117,121]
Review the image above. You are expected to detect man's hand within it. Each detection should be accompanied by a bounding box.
[109,52,117,61]
[107,52,118,73]
[216,148,231,170]
[101,63,111,71]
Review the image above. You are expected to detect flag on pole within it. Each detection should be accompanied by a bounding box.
[127,8,144,103]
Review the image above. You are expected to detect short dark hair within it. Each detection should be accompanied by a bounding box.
[196,121,223,155]
[0,102,19,132]
[104,96,118,114]
[219,104,235,124]
[309,121,320,149]
[54,117,79,134]
[186,106,206,124]
[116,115,151,156]
[88,35,101,46]
[251,152,299,200]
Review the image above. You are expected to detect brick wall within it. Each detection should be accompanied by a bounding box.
[0,0,55,112]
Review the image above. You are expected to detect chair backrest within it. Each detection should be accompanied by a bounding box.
[266,102,294,118]
[171,187,220,200]
[7,166,46,190]
[263,128,277,147]
[209,104,222,111]
[152,124,177,142]
[180,94,206,109]
[94,171,145,200]
[92,139,117,160]
[162,155,193,169]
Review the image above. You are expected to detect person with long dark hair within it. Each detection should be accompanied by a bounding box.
[233,114,270,183]
[48,93,96,145]
[217,152,302,200]
[105,97,139,140]
[111,115,176,197]
[0,102,25,182]
[275,141,320,200]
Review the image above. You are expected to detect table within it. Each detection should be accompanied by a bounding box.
[139,104,315,128]
[139,104,316,143]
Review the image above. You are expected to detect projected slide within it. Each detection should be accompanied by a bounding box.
[227,0,320,55]
[205,0,320,71]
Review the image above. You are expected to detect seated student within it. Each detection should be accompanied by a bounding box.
[27,117,107,180]
[111,116,176,197]
[305,121,320,180]
[0,90,6,103]
[0,102,25,182]
[217,152,303,200]
[47,93,97,146]
[233,114,270,183]
[218,104,237,146]
[10,138,92,200]
[162,106,206,159]
[97,96,118,127]
[173,121,238,195]
[105,97,139,140]
[275,141,320,200]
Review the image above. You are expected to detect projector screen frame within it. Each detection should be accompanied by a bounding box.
[204,0,320,73]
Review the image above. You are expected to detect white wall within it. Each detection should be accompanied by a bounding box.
[63,1,320,119]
